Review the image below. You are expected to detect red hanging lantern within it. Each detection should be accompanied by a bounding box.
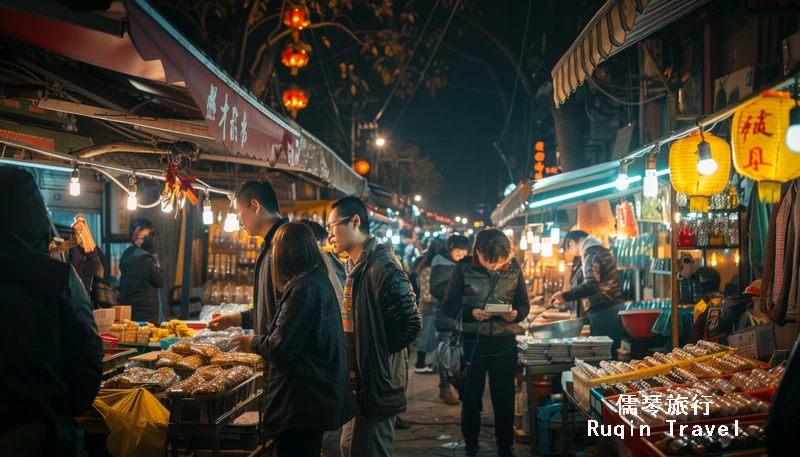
[284,4,311,30]
[281,43,309,76]
[354,160,371,175]
[282,86,309,117]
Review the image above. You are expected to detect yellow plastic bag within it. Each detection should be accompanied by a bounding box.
[92,388,169,457]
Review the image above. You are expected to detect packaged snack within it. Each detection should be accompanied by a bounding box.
[155,351,184,368]
[167,374,208,398]
[210,352,264,368]
[190,344,221,359]
[170,340,195,356]
[196,365,225,381]
[176,355,208,370]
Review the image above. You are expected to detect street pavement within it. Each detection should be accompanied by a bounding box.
[320,350,522,457]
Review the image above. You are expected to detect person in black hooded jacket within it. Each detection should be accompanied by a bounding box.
[119,218,166,324]
[0,166,103,456]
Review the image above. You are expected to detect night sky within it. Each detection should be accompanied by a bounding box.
[285,0,531,218]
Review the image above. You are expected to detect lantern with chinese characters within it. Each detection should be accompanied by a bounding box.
[281,42,309,75]
[282,87,309,118]
[732,91,800,203]
[354,160,370,175]
[669,131,731,212]
[284,4,311,30]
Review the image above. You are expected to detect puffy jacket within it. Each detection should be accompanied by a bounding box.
[119,245,166,323]
[430,253,457,331]
[442,256,530,339]
[348,239,421,417]
[562,236,623,313]
[260,266,358,434]
[0,167,103,421]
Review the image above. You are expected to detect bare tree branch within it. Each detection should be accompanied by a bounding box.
[236,0,263,80]
[269,21,368,48]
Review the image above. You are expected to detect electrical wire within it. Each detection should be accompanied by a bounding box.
[387,0,462,136]
[90,166,161,208]
[496,0,533,145]
[373,0,443,123]
[588,79,667,106]
[310,29,352,152]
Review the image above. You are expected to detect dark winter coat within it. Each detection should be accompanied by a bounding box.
[261,266,358,434]
[0,167,103,423]
[241,217,289,352]
[442,256,530,341]
[348,240,421,417]
[562,236,623,313]
[119,245,166,323]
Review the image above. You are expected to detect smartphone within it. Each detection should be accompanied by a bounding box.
[484,303,512,315]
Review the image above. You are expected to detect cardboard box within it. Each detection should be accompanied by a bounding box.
[113,305,131,322]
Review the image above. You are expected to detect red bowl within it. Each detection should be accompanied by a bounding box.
[619,309,663,338]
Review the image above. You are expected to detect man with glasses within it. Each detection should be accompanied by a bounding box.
[208,180,288,355]
[327,196,421,457]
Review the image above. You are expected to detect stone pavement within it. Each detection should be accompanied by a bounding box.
[320,350,525,457]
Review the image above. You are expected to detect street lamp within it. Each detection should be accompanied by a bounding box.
[414,195,422,202]
[455,216,462,223]
[462,218,468,225]
[375,137,386,147]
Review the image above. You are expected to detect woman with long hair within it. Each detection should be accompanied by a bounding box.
[264,222,358,457]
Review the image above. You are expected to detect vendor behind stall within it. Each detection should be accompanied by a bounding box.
[120,218,166,324]
[551,230,624,356]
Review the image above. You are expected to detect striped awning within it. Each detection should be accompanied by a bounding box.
[551,0,709,107]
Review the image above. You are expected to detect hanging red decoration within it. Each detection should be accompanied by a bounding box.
[283,87,309,117]
[281,43,309,75]
[284,4,311,30]
[354,160,370,175]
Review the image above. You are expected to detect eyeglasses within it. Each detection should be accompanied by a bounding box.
[325,216,353,232]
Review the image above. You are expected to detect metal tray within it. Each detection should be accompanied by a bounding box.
[169,375,261,424]
[102,348,137,375]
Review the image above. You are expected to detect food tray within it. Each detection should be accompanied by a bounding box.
[639,420,766,457]
[571,350,735,408]
[169,375,260,424]
[101,348,137,375]
[212,358,266,373]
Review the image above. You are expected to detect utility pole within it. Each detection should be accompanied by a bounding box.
[337,97,379,166]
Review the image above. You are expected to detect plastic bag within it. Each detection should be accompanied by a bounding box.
[92,388,169,457]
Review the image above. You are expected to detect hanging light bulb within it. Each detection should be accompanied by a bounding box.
[541,238,553,257]
[203,195,214,225]
[616,163,630,191]
[696,133,718,176]
[643,151,659,198]
[69,166,81,196]
[531,235,541,254]
[526,229,534,244]
[126,175,138,211]
[550,226,560,244]
[788,103,800,153]
[558,260,566,272]
[735,252,740,265]
[520,236,528,251]
[710,252,718,267]
[675,211,682,224]
[223,204,239,233]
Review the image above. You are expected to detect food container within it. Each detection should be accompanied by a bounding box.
[101,348,137,375]
[619,309,663,338]
[113,305,131,322]
[169,375,260,424]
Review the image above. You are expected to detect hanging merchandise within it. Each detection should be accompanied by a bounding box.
[577,201,616,247]
[761,180,800,324]
[669,131,732,212]
[732,91,800,203]
[615,200,639,239]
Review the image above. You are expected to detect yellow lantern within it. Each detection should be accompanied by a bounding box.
[669,131,731,212]
[732,91,800,203]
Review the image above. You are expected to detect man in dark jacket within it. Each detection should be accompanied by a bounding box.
[430,234,471,405]
[208,180,288,355]
[327,197,421,457]
[551,230,624,356]
[0,166,103,456]
[119,218,166,323]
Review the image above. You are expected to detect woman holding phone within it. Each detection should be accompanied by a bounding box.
[263,222,357,457]
[442,228,530,457]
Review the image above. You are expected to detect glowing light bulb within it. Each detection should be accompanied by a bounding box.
[735,252,740,265]
[696,140,718,176]
[787,105,800,153]
[550,227,560,244]
[69,167,80,196]
[643,169,658,198]
[203,197,213,225]
[675,212,682,224]
[616,168,629,191]
[710,252,718,267]
[526,230,534,244]
[531,236,541,254]
[223,210,239,233]
[541,240,553,258]
[520,236,528,251]
[559,260,566,273]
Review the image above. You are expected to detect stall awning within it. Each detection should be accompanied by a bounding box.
[491,161,621,227]
[0,0,299,166]
[551,0,709,107]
